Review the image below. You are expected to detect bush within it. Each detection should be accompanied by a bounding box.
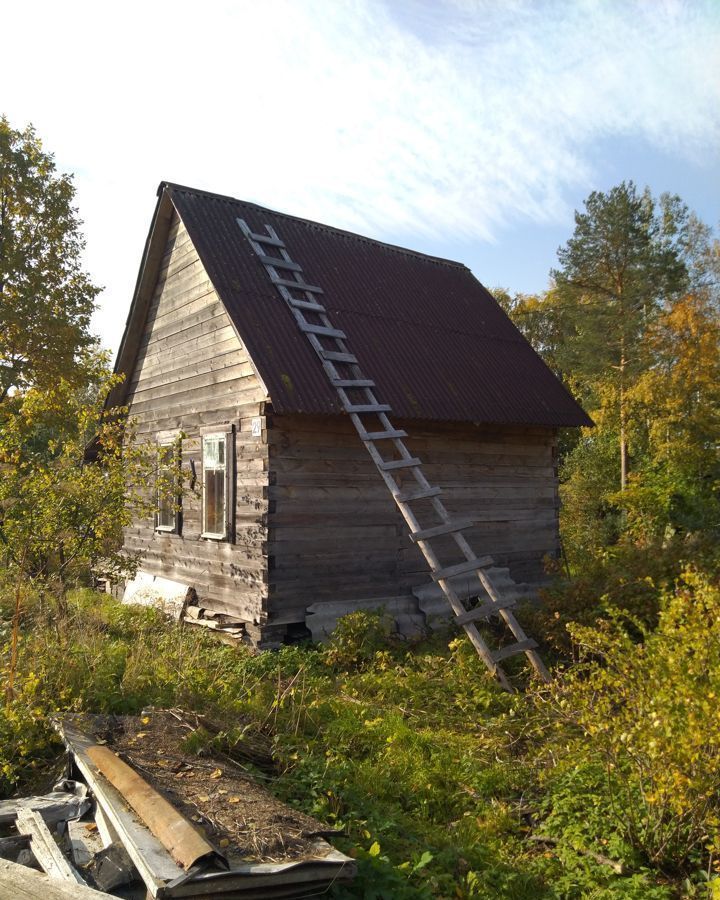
[321,609,394,670]
[521,534,720,656]
[535,569,720,875]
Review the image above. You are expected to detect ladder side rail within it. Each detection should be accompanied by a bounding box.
[362,467,512,691]
[449,526,552,681]
[237,219,549,685]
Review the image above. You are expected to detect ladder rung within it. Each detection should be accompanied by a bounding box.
[431,555,494,581]
[395,486,442,503]
[288,297,326,312]
[259,254,303,272]
[331,378,375,388]
[345,404,392,414]
[321,350,358,364]
[378,457,421,471]
[410,519,474,542]
[455,597,516,626]
[247,232,285,248]
[300,322,347,339]
[360,429,408,441]
[491,639,538,664]
[272,277,324,294]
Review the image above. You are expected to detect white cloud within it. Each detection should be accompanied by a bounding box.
[1,0,718,350]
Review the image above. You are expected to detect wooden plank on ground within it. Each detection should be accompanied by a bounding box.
[0,858,109,899]
[14,808,86,885]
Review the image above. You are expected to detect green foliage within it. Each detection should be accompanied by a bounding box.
[535,570,720,874]
[499,185,719,562]
[321,609,394,670]
[0,375,161,621]
[5,588,709,897]
[0,116,100,400]
[552,183,689,410]
[522,534,720,655]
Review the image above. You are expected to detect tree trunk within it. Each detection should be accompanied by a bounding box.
[619,329,628,492]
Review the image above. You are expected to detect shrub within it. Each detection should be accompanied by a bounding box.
[321,609,394,671]
[522,534,720,656]
[535,569,720,875]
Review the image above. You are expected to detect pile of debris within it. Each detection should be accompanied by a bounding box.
[0,712,355,898]
[182,605,247,641]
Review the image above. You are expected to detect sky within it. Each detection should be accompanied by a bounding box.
[3,0,719,356]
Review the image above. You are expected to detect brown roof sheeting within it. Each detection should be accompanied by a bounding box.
[117,183,591,428]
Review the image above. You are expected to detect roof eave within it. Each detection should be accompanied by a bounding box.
[106,186,175,410]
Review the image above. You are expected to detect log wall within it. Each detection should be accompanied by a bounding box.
[265,413,559,623]
[122,213,270,624]
[121,213,561,635]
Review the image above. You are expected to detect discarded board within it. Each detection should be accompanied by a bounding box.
[53,716,356,898]
[0,857,109,899]
[15,807,87,885]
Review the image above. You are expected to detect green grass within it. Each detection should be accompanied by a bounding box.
[1,585,716,898]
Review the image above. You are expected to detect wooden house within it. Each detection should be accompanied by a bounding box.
[112,183,590,646]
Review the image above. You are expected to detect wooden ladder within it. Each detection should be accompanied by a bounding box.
[237,219,550,690]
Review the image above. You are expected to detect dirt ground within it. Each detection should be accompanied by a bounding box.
[97,711,336,864]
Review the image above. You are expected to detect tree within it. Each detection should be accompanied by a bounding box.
[0,362,161,607]
[492,288,569,380]
[0,116,100,402]
[552,182,689,490]
[618,292,720,537]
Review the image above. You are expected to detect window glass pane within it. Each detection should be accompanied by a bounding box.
[157,445,176,530]
[203,433,229,537]
[203,436,223,468]
[204,468,225,535]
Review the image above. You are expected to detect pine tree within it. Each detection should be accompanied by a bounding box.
[552,182,688,490]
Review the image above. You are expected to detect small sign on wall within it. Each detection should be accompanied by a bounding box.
[251,417,262,438]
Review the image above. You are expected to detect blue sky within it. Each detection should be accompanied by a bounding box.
[3,0,719,352]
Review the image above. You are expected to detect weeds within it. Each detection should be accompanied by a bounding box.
[1,578,718,897]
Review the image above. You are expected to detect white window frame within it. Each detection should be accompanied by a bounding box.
[201,425,234,541]
[155,434,181,534]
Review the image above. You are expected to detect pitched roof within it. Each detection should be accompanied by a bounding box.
[114,182,591,428]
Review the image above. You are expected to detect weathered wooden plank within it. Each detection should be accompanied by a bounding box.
[0,859,109,900]
[130,333,241,384]
[145,283,217,331]
[130,361,254,406]
[455,597,516,625]
[491,639,538,663]
[432,556,494,582]
[129,381,267,420]
[134,310,232,360]
[137,299,227,348]
[15,809,86,885]
[130,347,250,394]
[149,261,213,305]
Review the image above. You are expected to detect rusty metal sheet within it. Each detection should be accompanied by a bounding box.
[85,744,223,872]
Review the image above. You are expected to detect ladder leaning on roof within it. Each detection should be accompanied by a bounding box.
[237,218,551,691]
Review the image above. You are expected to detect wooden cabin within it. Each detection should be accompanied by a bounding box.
[112,183,590,646]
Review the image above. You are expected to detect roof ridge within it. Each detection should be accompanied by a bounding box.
[160,181,468,271]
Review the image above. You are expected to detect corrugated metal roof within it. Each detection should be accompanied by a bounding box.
[163,183,591,427]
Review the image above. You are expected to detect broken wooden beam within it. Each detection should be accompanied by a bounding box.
[14,808,87,885]
[0,858,109,899]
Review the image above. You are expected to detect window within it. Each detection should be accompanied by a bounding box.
[202,432,230,539]
[156,441,180,533]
